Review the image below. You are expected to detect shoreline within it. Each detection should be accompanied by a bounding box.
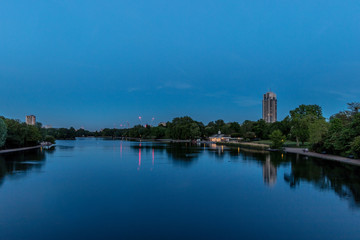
[284,147,360,166]
[0,145,42,154]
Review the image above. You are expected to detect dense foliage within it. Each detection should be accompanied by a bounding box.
[315,103,360,157]
[269,130,286,149]
[1,102,359,157]
[0,117,42,149]
[0,118,7,148]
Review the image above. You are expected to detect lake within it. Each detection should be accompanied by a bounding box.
[0,138,359,240]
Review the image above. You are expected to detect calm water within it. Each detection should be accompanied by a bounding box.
[0,138,359,240]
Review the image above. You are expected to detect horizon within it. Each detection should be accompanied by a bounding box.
[0,100,352,131]
[1,0,360,130]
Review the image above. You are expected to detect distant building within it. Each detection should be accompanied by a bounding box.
[209,131,231,142]
[262,92,277,123]
[158,122,167,127]
[42,125,52,129]
[26,115,36,125]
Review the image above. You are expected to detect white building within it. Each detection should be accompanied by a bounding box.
[209,131,231,142]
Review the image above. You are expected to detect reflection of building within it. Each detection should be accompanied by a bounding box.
[209,143,225,156]
[263,154,277,186]
[26,115,36,125]
[209,131,231,142]
[262,92,277,123]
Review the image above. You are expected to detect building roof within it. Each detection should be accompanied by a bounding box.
[210,134,230,138]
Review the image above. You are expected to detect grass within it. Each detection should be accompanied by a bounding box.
[251,140,310,148]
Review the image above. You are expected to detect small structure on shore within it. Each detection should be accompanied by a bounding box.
[158,122,167,127]
[209,131,231,143]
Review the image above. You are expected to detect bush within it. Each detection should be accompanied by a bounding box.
[269,130,286,149]
[244,132,256,140]
[0,118,7,148]
[44,135,56,144]
[230,133,242,138]
[351,136,360,158]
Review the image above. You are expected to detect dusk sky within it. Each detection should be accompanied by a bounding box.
[1,0,360,130]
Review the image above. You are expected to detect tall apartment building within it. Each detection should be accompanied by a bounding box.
[262,92,277,123]
[26,115,36,125]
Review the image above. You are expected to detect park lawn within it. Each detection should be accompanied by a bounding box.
[251,140,310,148]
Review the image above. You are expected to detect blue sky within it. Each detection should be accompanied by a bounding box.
[1,0,360,130]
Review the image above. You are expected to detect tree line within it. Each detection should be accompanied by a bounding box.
[0,102,359,158]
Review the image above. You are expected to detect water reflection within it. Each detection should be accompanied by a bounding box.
[263,154,277,186]
[131,143,201,167]
[0,148,51,187]
[133,142,360,208]
[284,154,360,208]
[2,141,360,210]
[138,143,141,170]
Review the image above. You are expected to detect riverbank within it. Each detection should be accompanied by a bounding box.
[284,147,360,166]
[216,141,270,151]
[0,145,42,154]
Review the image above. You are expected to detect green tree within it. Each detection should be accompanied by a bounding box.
[253,119,269,139]
[0,118,7,148]
[351,136,360,158]
[3,119,26,148]
[290,117,310,146]
[167,116,203,140]
[290,104,323,119]
[347,102,360,115]
[44,135,56,144]
[69,127,76,139]
[244,131,256,141]
[308,119,329,150]
[289,104,324,146]
[269,130,286,149]
[24,125,42,146]
[322,106,360,156]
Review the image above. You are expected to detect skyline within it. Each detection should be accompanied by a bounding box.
[1,0,360,129]
[3,93,356,131]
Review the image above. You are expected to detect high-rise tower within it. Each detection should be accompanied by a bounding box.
[262,92,277,123]
[26,115,36,125]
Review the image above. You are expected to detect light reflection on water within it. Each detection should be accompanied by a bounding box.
[0,139,359,240]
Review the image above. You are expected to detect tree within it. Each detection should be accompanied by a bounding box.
[44,135,56,144]
[24,125,42,146]
[253,119,269,139]
[308,119,329,151]
[269,130,286,149]
[289,104,324,146]
[322,106,360,156]
[3,119,26,148]
[167,116,203,140]
[0,118,7,148]
[347,102,360,115]
[244,131,256,141]
[228,122,241,133]
[290,117,310,146]
[351,136,360,158]
[290,104,323,119]
[241,120,255,134]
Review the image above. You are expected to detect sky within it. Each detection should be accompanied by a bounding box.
[1,0,360,130]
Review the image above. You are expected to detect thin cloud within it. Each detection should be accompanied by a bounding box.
[127,87,139,93]
[157,81,192,90]
[324,90,360,101]
[234,97,261,107]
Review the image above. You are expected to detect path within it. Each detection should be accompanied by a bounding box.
[0,145,42,154]
[284,147,360,167]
